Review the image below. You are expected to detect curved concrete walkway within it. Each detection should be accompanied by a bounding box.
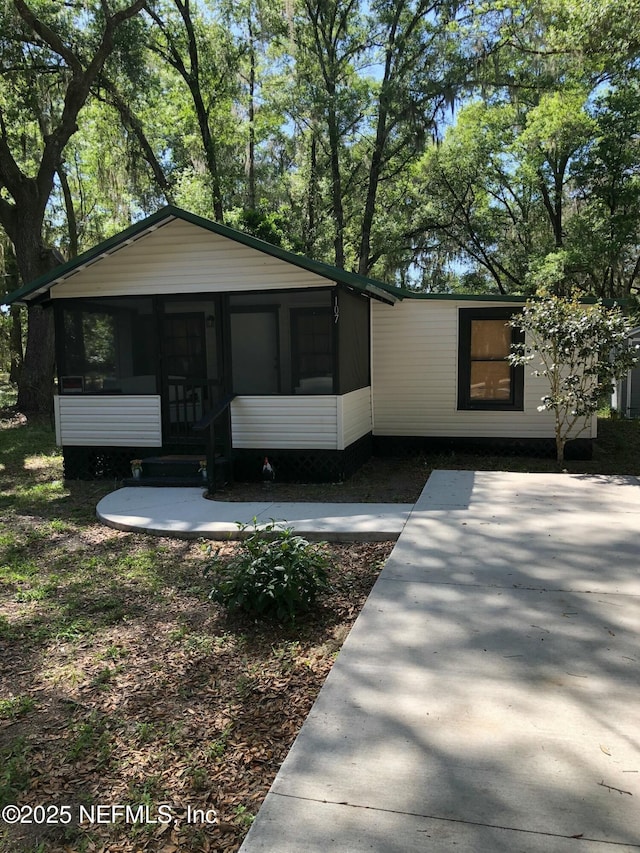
[239,471,640,852]
[96,486,413,541]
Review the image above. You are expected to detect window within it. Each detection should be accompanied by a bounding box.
[162,313,206,379]
[458,308,524,410]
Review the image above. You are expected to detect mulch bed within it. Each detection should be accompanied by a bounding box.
[214,455,431,504]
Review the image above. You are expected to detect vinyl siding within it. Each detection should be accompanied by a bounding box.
[51,219,331,299]
[371,300,595,440]
[615,329,640,418]
[54,396,162,446]
[338,387,372,449]
[231,396,339,449]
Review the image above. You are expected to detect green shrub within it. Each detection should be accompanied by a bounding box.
[205,521,331,624]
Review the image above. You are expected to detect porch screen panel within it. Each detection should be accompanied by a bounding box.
[337,289,369,394]
[229,289,333,395]
[230,309,280,394]
[59,298,156,394]
[291,308,333,394]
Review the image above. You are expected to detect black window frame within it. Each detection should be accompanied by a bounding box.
[457,307,524,411]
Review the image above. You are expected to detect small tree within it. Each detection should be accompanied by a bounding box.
[509,295,638,464]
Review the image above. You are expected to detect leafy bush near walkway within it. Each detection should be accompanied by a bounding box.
[205,521,331,624]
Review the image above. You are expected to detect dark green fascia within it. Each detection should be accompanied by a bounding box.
[6,205,627,308]
[394,290,633,308]
[2,208,173,305]
[2,205,403,306]
[395,290,530,302]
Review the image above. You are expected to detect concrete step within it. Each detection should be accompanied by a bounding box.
[126,454,227,487]
[123,474,206,487]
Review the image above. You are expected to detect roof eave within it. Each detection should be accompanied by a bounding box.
[3,213,175,305]
[2,205,406,305]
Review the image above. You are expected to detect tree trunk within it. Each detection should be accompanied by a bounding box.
[357,2,398,277]
[16,305,56,416]
[327,102,345,269]
[9,306,23,385]
[358,103,387,276]
[58,163,78,258]
[11,214,60,416]
[246,16,256,211]
[194,89,225,223]
[305,131,318,257]
[555,412,565,465]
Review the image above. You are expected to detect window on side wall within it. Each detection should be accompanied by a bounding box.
[457,308,524,411]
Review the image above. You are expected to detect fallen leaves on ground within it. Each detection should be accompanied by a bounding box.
[0,527,392,853]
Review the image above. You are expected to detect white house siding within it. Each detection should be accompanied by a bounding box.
[231,396,339,449]
[337,387,373,450]
[50,219,331,299]
[54,396,162,446]
[614,328,640,418]
[371,299,595,440]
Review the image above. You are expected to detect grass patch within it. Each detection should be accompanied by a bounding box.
[0,695,36,720]
[0,376,17,410]
[0,738,33,808]
[67,711,114,767]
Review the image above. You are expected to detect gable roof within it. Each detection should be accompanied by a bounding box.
[3,205,402,306]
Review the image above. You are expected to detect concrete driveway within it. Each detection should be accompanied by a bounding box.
[239,470,640,852]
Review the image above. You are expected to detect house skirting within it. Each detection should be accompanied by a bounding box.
[232,434,373,483]
[62,432,592,484]
[62,443,207,481]
[61,434,373,483]
[372,435,593,460]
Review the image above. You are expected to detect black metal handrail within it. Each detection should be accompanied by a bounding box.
[192,393,236,432]
[192,394,236,494]
[166,378,222,440]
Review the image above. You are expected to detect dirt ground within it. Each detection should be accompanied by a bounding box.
[0,513,393,853]
[215,455,431,504]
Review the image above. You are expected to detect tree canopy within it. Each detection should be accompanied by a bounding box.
[2,0,640,409]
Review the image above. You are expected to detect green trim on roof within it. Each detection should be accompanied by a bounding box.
[8,205,623,308]
[3,205,404,305]
[3,207,174,304]
[391,290,631,307]
[392,290,529,302]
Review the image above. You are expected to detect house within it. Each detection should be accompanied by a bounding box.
[4,206,593,488]
[613,326,640,418]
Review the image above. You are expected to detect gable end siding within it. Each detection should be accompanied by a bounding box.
[51,219,333,299]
